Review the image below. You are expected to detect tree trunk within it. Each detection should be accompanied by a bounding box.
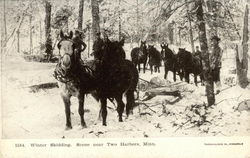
[78,0,84,30]
[136,0,139,44]
[45,0,52,61]
[236,5,249,88]
[91,0,100,42]
[167,5,174,44]
[17,30,20,53]
[207,0,218,38]
[29,15,33,54]
[196,0,215,106]
[87,24,90,57]
[40,20,42,54]
[168,23,174,44]
[178,28,181,46]
[3,0,7,43]
[118,0,121,40]
[185,0,194,52]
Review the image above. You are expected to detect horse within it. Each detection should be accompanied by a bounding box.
[96,38,139,126]
[161,43,182,81]
[147,45,162,74]
[131,41,148,73]
[54,30,97,130]
[176,48,203,86]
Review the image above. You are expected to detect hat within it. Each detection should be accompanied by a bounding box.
[211,36,220,42]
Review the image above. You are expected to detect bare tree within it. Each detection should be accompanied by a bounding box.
[118,0,121,40]
[29,15,33,54]
[185,0,194,52]
[236,4,249,88]
[3,0,7,43]
[45,0,52,61]
[91,0,100,41]
[78,0,84,30]
[17,30,20,53]
[196,0,215,106]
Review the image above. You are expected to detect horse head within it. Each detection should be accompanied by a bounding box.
[101,38,125,63]
[161,43,173,60]
[57,30,76,74]
[139,40,147,58]
[147,44,154,58]
[177,48,191,67]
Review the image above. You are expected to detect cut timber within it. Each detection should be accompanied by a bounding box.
[142,88,180,101]
[29,82,58,92]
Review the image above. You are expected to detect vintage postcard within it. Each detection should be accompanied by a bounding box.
[1,0,250,157]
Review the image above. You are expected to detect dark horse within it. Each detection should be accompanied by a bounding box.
[161,43,182,81]
[96,38,139,126]
[147,45,162,74]
[131,41,148,73]
[54,30,97,130]
[177,48,203,86]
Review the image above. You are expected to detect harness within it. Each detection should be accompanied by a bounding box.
[54,39,79,83]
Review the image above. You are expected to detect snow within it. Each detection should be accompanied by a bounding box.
[1,46,250,139]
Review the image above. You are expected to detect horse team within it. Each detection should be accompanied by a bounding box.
[55,31,203,129]
[131,41,204,86]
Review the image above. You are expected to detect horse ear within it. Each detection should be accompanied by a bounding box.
[119,38,125,46]
[69,31,73,39]
[60,30,64,39]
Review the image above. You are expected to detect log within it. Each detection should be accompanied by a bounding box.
[29,82,58,92]
[142,89,181,101]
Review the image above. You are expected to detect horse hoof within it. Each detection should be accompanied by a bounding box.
[119,119,123,122]
[81,124,87,128]
[102,123,107,126]
[65,126,72,130]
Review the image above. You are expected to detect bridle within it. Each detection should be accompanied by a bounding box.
[54,38,77,83]
[57,38,76,65]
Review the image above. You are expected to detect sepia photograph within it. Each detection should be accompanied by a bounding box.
[0,0,250,156]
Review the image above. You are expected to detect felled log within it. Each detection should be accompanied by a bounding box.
[142,88,181,101]
[29,82,58,92]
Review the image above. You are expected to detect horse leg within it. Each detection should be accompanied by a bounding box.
[194,74,198,86]
[164,65,168,79]
[173,70,176,82]
[184,71,190,83]
[138,63,141,73]
[200,74,204,86]
[125,90,135,117]
[78,93,87,128]
[100,97,107,126]
[158,66,160,73]
[61,94,72,130]
[143,63,146,73]
[115,94,125,122]
[178,69,183,81]
[186,71,190,83]
[150,65,153,74]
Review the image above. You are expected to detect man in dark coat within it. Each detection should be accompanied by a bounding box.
[92,32,104,60]
[210,36,223,94]
[73,30,87,63]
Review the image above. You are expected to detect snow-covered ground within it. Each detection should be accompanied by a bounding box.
[1,45,250,139]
